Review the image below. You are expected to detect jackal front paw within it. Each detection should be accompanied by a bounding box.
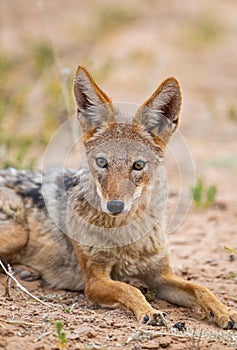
[140,310,167,327]
[211,310,237,329]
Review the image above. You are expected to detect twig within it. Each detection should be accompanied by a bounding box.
[126,326,237,347]
[0,316,43,327]
[148,331,189,338]
[4,264,13,298]
[34,330,52,342]
[224,245,237,255]
[0,260,54,309]
[230,296,237,303]
[190,328,203,350]
[126,329,191,344]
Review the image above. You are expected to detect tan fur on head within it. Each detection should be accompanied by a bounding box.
[72,66,181,217]
[73,65,182,146]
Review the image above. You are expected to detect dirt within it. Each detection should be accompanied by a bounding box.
[1,0,237,349]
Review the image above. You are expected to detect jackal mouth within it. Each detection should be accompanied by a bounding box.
[108,211,124,217]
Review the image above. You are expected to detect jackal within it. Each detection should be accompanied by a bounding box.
[0,66,236,329]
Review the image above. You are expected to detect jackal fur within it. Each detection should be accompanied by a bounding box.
[0,66,236,329]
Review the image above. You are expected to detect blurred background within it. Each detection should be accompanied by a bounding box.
[0,0,237,198]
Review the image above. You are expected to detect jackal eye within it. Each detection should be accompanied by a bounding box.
[96,157,108,169]
[132,160,146,171]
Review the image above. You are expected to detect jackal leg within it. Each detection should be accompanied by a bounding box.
[86,264,167,325]
[147,268,237,329]
[73,244,166,326]
[0,188,29,256]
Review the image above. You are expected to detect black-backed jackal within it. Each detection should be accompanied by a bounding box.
[0,66,236,329]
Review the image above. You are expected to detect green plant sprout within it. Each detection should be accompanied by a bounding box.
[192,178,217,209]
[53,321,67,349]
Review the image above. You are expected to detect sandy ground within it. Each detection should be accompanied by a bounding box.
[1,0,237,349]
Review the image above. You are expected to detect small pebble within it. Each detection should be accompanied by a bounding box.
[159,340,171,348]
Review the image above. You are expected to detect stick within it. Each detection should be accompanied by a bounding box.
[0,260,54,309]
[0,316,44,327]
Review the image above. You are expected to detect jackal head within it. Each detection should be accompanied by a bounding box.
[73,66,181,216]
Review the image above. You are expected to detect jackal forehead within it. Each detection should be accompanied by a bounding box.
[87,138,160,165]
[84,122,164,159]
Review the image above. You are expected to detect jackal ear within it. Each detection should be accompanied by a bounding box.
[73,66,113,132]
[134,77,182,143]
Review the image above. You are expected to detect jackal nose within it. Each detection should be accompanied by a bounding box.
[107,200,124,214]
